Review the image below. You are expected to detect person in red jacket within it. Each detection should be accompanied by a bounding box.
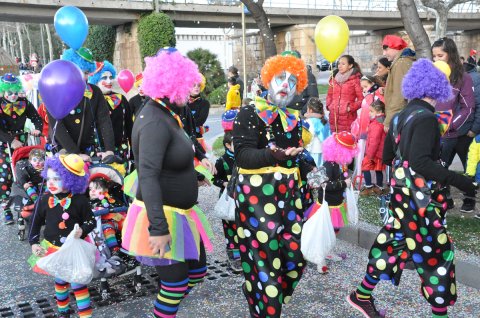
[360,100,386,196]
[326,54,363,133]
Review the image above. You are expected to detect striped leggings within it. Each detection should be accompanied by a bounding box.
[54,278,92,317]
[153,243,206,318]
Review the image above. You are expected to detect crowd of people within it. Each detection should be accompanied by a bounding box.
[0,32,479,318]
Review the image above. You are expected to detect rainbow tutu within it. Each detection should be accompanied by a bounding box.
[121,200,213,265]
[304,201,348,229]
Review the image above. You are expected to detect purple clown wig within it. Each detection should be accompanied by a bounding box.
[322,134,358,166]
[401,58,452,102]
[142,48,202,105]
[42,155,89,194]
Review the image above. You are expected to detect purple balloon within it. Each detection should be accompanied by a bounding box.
[39,60,85,120]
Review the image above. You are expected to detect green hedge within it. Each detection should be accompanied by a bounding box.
[207,84,227,105]
[138,12,176,62]
[187,48,226,95]
[84,25,116,62]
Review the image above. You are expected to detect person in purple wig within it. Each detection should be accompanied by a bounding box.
[347,59,478,318]
[29,154,95,318]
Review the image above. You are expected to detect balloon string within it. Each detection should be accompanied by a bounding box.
[51,121,58,151]
[328,63,334,87]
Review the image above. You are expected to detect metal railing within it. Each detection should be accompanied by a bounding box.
[131,0,479,13]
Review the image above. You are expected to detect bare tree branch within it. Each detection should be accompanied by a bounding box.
[397,0,432,59]
[240,0,277,58]
[447,0,473,10]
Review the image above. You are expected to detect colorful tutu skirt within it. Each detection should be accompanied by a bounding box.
[304,201,348,229]
[121,200,213,266]
[28,240,59,275]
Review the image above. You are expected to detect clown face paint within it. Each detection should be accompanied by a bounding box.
[99,71,114,94]
[46,169,64,195]
[30,156,45,171]
[190,83,201,97]
[268,71,297,108]
[4,91,18,103]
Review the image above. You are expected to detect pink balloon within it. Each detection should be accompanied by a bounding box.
[117,69,134,93]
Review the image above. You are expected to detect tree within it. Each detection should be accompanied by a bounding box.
[187,48,226,95]
[84,25,117,62]
[240,0,277,58]
[416,0,474,39]
[45,24,53,62]
[23,24,32,58]
[397,0,432,59]
[15,22,25,63]
[137,12,176,62]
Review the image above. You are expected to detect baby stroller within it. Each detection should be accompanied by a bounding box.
[9,144,44,241]
[87,163,135,300]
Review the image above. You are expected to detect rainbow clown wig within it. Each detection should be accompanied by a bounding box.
[142,48,202,105]
[322,131,358,166]
[0,73,23,94]
[61,48,96,74]
[42,154,89,194]
[260,53,308,94]
[402,58,452,102]
[88,60,117,85]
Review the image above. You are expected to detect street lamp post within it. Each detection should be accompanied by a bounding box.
[241,3,247,98]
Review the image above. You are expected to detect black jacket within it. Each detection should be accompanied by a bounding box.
[102,92,133,149]
[187,96,210,138]
[29,193,95,246]
[48,84,115,153]
[213,150,235,193]
[318,161,346,206]
[0,97,43,144]
[383,98,475,193]
[132,99,198,236]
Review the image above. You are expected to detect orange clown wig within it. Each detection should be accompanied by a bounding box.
[260,54,308,94]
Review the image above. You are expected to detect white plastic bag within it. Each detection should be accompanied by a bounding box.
[37,224,96,284]
[301,194,336,265]
[346,185,359,225]
[213,189,236,221]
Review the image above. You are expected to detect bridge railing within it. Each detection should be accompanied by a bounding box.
[137,0,478,13]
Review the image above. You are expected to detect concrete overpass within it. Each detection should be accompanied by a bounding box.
[0,0,479,32]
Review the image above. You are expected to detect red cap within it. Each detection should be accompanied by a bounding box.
[470,49,477,56]
[334,131,356,149]
[382,35,408,50]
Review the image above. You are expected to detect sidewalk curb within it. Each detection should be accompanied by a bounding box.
[338,227,480,290]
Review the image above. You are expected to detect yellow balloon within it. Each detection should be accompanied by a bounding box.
[433,60,451,82]
[315,15,350,63]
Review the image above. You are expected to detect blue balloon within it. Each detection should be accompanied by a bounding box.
[54,6,89,50]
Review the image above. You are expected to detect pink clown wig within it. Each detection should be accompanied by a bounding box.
[322,135,358,166]
[142,49,202,105]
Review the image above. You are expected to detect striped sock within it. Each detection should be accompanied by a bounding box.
[72,283,92,318]
[231,249,240,259]
[103,225,119,250]
[26,186,38,201]
[153,277,189,318]
[356,273,379,299]
[184,266,207,297]
[432,306,448,318]
[54,278,70,313]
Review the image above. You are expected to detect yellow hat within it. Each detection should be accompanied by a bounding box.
[59,154,86,176]
[433,60,451,82]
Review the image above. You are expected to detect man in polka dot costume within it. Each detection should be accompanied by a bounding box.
[347,59,478,318]
[0,73,42,224]
[232,51,314,317]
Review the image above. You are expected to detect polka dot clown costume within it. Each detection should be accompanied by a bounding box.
[28,154,95,318]
[347,59,478,318]
[0,73,43,222]
[88,60,133,161]
[232,52,314,317]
